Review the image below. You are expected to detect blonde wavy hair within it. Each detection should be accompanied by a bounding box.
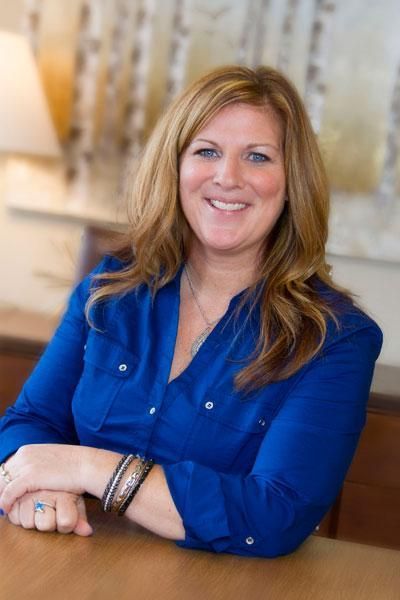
[87,65,351,391]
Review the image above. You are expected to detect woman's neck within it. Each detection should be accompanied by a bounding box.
[185,244,260,298]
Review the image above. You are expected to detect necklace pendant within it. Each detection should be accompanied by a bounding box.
[191,327,212,357]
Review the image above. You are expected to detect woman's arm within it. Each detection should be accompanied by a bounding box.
[0,258,113,463]
[0,444,184,539]
[0,254,184,539]
[160,324,383,556]
[82,448,185,540]
[0,324,381,556]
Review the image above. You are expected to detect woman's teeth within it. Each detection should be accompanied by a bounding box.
[209,199,246,211]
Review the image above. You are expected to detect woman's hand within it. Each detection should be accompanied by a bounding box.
[1,445,186,542]
[6,490,93,536]
[0,444,91,513]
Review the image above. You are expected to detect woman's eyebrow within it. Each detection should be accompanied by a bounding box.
[245,142,281,152]
[190,137,218,145]
[190,138,280,151]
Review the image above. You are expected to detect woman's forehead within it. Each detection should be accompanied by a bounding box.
[189,103,283,147]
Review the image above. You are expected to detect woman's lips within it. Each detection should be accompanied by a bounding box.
[206,197,248,212]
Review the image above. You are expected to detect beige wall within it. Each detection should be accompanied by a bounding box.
[0,0,24,31]
[328,254,399,367]
[0,158,82,316]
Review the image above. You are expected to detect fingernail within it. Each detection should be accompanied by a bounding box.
[0,509,5,516]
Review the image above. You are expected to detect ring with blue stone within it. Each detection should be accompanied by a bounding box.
[33,500,56,513]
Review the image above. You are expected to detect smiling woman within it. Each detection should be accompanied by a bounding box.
[0,65,382,558]
[179,103,286,258]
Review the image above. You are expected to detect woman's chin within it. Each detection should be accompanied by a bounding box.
[198,237,257,256]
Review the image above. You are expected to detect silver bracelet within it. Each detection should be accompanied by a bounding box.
[111,457,147,512]
[101,454,135,512]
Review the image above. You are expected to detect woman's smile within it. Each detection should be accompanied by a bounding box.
[205,197,248,212]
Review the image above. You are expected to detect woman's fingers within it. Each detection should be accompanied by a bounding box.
[0,475,37,513]
[6,500,21,527]
[55,493,81,534]
[73,496,93,537]
[52,493,93,535]
[4,490,92,536]
[33,498,57,532]
[18,495,36,530]
[6,492,56,531]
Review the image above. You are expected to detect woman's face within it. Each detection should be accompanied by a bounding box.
[179,102,286,260]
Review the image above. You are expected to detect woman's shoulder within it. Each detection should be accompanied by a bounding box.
[70,255,130,307]
[81,254,132,291]
[315,280,383,353]
[93,254,129,275]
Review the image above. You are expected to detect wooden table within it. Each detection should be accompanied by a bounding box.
[0,501,399,600]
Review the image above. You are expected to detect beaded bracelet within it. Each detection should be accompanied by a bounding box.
[101,454,135,512]
[117,459,154,516]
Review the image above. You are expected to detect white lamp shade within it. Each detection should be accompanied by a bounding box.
[0,31,61,157]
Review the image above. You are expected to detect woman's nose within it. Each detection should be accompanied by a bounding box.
[213,156,244,189]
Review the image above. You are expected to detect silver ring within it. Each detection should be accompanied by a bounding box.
[33,500,56,513]
[0,463,11,484]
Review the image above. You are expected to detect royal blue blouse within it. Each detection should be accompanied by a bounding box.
[0,257,382,557]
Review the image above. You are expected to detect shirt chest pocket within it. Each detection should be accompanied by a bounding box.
[72,331,138,431]
[182,390,277,473]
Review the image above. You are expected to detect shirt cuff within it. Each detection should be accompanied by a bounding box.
[162,460,233,552]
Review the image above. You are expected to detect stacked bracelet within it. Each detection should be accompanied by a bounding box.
[101,454,135,512]
[102,454,154,516]
[111,458,146,512]
[117,459,154,516]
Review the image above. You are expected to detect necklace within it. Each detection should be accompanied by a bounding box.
[185,266,223,357]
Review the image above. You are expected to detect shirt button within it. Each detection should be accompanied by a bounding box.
[258,417,266,427]
[205,401,214,410]
[149,407,156,415]
[118,363,128,372]
[245,536,255,545]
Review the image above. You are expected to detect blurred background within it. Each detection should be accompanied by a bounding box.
[0,0,399,372]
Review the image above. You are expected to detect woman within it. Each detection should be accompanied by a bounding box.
[0,65,382,557]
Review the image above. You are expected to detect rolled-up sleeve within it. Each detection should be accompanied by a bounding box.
[163,323,383,557]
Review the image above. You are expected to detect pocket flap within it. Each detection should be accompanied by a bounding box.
[199,389,276,433]
[84,330,138,378]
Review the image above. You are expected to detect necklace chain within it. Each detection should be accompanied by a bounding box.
[184,265,223,357]
[184,266,221,327]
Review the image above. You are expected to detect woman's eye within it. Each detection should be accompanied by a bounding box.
[196,148,218,159]
[248,152,269,162]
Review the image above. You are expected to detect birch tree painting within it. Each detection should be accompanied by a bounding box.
[237,0,270,68]
[277,0,299,74]
[376,62,400,214]
[237,0,259,65]
[251,0,270,67]
[304,0,336,134]
[123,0,156,167]
[21,0,43,55]
[164,0,192,106]
[67,0,103,202]
[99,0,135,158]
[8,0,400,262]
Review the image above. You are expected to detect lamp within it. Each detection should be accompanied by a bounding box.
[0,31,61,157]
[0,30,65,210]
